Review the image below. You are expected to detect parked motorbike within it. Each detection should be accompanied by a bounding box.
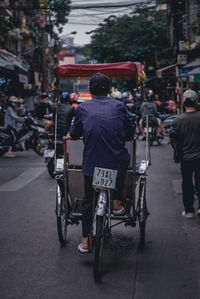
[44,134,63,178]
[0,116,49,157]
[143,119,163,146]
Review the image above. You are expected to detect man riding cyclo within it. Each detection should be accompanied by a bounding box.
[68,73,135,253]
[139,93,163,140]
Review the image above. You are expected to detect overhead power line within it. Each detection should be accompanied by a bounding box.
[71,0,154,9]
[0,0,155,10]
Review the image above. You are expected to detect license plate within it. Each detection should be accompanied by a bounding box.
[44,149,55,158]
[56,158,64,172]
[92,167,118,189]
[144,127,152,133]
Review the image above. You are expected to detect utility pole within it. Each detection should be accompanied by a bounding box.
[171,0,187,113]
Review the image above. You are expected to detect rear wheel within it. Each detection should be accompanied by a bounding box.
[94,215,105,280]
[56,184,68,246]
[137,178,149,249]
[34,134,48,156]
[0,137,6,156]
[47,158,55,178]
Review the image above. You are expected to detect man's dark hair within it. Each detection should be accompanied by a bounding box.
[89,73,111,96]
[184,98,196,107]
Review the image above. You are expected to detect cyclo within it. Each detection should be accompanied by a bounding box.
[52,62,149,280]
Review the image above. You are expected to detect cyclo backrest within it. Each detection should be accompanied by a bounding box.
[67,139,135,169]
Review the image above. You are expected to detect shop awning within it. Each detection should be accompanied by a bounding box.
[0,49,29,72]
[0,56,14,70]
[184,59,200,69]
[156,64,177,78]
[188,67,200,75]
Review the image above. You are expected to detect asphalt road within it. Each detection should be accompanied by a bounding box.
[0,139,200,299]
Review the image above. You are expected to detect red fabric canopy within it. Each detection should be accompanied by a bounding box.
[54,62,143,82]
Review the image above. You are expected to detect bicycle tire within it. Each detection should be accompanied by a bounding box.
[47,159,55,178]
[56,184,68,246]
[137,178,149,249]
[93,215,104,280]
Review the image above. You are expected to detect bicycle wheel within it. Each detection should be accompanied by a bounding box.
[93,215,105,280]
[56,184,68,246]
[137,178,149,249]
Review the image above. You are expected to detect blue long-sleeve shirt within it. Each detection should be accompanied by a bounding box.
[4,107,24,129]
[69,96,135,176]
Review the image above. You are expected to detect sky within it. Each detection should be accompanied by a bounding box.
[61,0,155,46]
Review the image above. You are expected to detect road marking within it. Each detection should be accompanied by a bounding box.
[0,168,45,191]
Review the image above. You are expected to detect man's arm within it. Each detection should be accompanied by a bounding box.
[69,106,83,140]
[8,107,24,123]
[169,117,179,140]
[153,103,158,117]
[123,106,135,141]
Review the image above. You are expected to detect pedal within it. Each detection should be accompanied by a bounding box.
[72,198,82,213]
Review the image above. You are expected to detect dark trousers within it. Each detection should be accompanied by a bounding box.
[6,126,17,146]
[181,159,200,213]
[82,171,126,237]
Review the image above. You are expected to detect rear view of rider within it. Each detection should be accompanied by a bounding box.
[139,94,163,140]
[69,73,135,253]
[56,92,74,138]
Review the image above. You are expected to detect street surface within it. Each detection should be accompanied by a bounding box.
[0,138,200,299]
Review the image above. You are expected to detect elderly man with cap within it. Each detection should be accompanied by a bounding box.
[69,73,135,252]
[169,89,200,219]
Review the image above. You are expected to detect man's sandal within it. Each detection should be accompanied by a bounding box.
[77,243,89,253]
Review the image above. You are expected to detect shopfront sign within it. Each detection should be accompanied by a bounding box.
[177,54,187,65]
[178,68,188,78]
[189,74,200,82]
[35,12,45,27]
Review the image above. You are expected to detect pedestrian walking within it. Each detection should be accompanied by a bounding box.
[169,89,200,218]
[4,96,26,158]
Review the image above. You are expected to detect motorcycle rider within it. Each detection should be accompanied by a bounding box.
[35,92,53,131]
[69,73,135,253]
[56,92,75,138]
[4,96,27,158]
[139,94,163,140]
[69,92,78,109]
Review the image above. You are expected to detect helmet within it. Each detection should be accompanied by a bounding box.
[69,93,78,102]
[9,96,19,103]
[60,92,70,103]
[135,93,142,100]
[113,91,122,100]
[147,94,154,102]
[122,92,128,98]
[41,92,48,100]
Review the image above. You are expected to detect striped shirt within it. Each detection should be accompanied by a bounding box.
[70,96,135,176]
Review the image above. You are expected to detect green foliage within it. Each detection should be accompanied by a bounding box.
[85,10,174,78]
[46,0,71,37]
[0,15,12,38]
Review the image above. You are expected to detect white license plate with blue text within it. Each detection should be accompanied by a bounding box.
[44,149,55,158]
[92,167,118,189]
